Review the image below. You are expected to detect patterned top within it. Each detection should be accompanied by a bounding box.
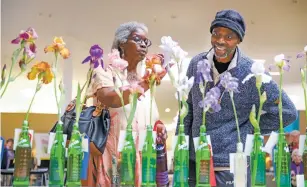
[177,48,297,167]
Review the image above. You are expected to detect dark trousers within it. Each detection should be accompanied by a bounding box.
[188,160,251,187]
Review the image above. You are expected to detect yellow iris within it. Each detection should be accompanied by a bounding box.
[146,55,162,69]
[44,37,70,59]
[27,61,54,84]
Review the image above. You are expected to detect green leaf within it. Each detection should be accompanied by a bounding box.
[249,105,260,132]
[0,80,5,90]
[75,83,82,122]
[127,93,138,126]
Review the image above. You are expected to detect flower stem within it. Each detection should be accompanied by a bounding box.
[149,78,155,128]
[25,78,40,121]
[114,71,128,122]
[200,82,207,130]
[305,58,307,128]
[81,68,93,105]
[256,87,264,123]
[278,71,284,131]
[178,91,182,124]
[53,53,61,121]
[127,94,138,128]
[0,47,22,98]
[230,92,241,143]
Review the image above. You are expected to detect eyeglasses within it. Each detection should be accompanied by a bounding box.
[129,35,152,47]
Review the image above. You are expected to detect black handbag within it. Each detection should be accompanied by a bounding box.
[50,99,111,155]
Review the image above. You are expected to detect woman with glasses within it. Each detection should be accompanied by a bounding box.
[85,21,167,187]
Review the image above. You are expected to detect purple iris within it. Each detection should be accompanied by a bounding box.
[297,52,305,59]
[82,45,104,68]
[198,87,221,113]
[220,72,239,93]
[196,59,212,83]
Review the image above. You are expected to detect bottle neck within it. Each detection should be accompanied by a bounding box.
[21,120,30,138]
[178,124,185,135]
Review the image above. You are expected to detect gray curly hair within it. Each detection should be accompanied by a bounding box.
[111,21,148,53]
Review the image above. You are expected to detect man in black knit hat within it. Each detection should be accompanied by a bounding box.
[176,9,297,186]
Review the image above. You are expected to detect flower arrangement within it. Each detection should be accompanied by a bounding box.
[269,53,292,187]
[243,60,272,186]
[107,48,145,185]
[141,54,165,186]
[220,72,248,186]
[297,46,307,127]
[43,36,70,186]
[13,59,53,186]
[159,36,193,186]
[194,58,221,186]
[1,27,38,98]
[296,45,307,185]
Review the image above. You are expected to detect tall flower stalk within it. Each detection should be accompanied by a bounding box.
[220,72,240,143]
[107,49,129,121]
[270,54,291,187]
[1,27,38,98]
[26,61,54,120]
[143,54,165,127]
[44,37,70,121]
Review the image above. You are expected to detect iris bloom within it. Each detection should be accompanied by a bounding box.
[44,37,70,59]
[269,54,290,72]
[198,87,221,113]
[143,54,165,85]
[11,27,38,45]
[196,59,212,83]
[27,61,54,84]
[108,49,128,71]
[82,45,104,68]
[220,72,239,93]
[242,61,272,84]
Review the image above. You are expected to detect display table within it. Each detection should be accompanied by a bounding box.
[0,168,48,186]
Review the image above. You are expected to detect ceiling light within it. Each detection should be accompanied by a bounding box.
[269,72,280,76]
[165,108,171,112]
[253,59,266,63]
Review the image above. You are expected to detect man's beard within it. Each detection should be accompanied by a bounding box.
[214,45,236,59]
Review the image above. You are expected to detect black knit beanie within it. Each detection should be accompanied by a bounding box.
[210,9,246,41]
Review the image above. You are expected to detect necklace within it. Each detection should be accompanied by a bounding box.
[127,71,139,83]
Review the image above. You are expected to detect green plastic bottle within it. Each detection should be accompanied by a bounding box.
[141,125,156,186]
[13,120,32,186]
[120,124,136,187]
[250,132,266,187]
[49,121,65,187]
[173,124,189,187]
[66,124,82,187]
[275,133,291,187]
[196,125,211,187]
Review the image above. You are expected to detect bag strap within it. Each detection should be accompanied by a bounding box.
[65,68,106,116]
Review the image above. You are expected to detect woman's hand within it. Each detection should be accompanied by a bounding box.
[155,122,168,144]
